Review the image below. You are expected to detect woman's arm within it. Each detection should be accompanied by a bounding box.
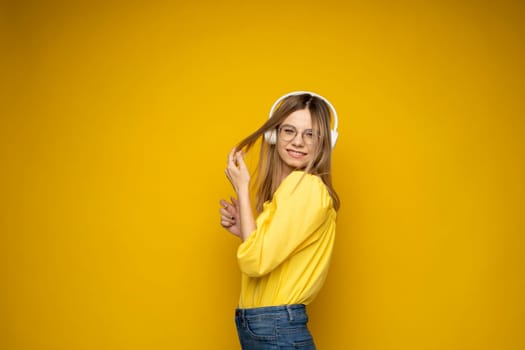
[237,172,334,277]
[224,148,256,241]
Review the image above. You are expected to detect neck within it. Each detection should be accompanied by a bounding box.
[280,165,293,182]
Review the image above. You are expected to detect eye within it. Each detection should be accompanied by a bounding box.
[282,127,296,135]
[304,130,314,139]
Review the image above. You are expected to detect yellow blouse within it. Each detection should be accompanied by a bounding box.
[237,170,337,308]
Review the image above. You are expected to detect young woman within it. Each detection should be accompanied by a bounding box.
[220,91,340,349]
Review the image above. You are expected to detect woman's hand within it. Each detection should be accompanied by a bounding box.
[225,148,250,195]
[222,147,256,241]
[219,197,241,238]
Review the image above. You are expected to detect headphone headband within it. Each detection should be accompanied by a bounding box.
[267,91,339,148]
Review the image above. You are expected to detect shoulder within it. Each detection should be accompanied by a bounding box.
[281,170,326,189]
[275,171,332,207]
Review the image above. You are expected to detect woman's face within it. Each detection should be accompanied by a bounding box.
[276,108,316,175]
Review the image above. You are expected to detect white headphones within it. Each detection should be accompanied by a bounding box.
[264,91,339,148]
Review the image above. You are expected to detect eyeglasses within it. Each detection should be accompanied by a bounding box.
[278,125,319,145]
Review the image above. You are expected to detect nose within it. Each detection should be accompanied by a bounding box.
[291,132,305,147]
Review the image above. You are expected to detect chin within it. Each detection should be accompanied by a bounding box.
[285,160,309,170]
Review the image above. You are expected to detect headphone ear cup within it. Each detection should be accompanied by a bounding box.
[264,130,277,144]
[330,129,338,148]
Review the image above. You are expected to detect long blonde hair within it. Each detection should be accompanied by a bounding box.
[236,93,340,213]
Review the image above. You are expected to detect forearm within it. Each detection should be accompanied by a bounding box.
[237,188,256,241]
[225,148,255,241]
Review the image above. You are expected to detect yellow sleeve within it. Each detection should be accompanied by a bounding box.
[237,172,333,277]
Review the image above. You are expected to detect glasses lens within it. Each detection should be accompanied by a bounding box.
[279,126,297,141]
[303,130,314,144]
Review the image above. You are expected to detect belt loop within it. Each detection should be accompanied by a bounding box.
[286,305,294,321]
[241,309,246,327]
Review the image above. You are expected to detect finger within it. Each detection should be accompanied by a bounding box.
[229,196,237,204]
[221,218,235,226]
[220,200,235,214]
[220,207,234,217]
[221,220,232,228]
[221,214,235,225]
[236,151,250,173]
[226,165,237,178]
[228,147,236,166]
[225,169,232,183]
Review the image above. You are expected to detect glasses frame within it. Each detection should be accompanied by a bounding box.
[277,124,320,145]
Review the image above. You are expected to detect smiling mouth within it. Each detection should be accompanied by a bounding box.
[286,149,307,158]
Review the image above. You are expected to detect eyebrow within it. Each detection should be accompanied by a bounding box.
[280,124,314,131]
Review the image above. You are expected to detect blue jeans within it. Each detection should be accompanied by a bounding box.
[235,304,316,349]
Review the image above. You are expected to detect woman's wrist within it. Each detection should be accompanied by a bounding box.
[236,187,255,241]
[236,185,250,198]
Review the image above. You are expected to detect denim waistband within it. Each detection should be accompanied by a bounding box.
[235,304,306,321]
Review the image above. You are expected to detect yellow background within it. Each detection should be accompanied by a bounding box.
[1,0,524,349]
